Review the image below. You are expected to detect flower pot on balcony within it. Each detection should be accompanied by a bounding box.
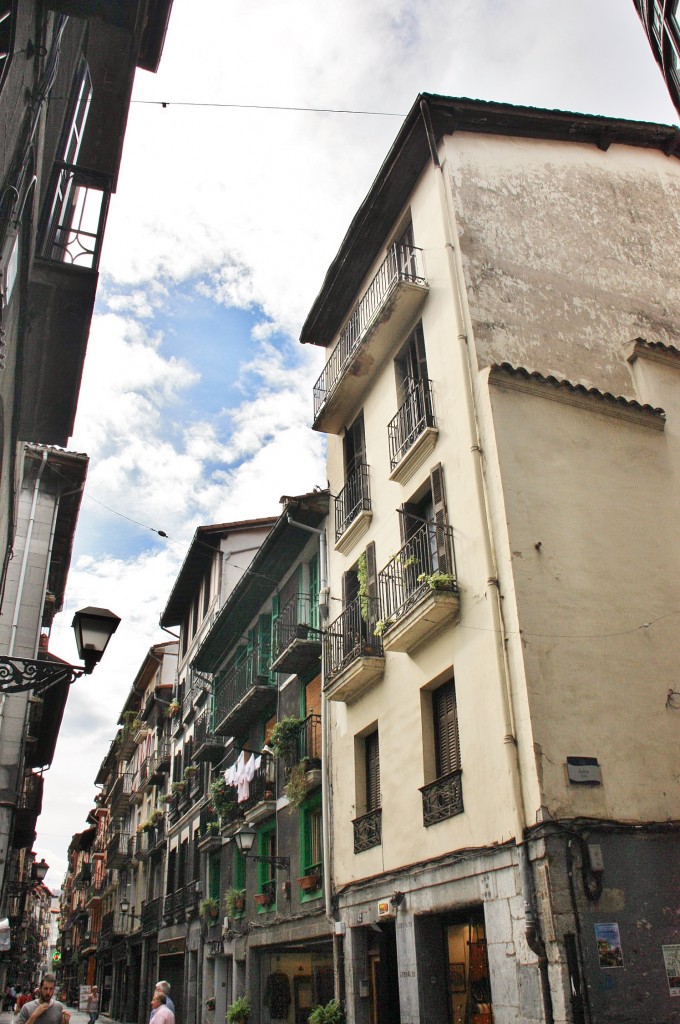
[297,873,321,893]
[254,892,274,908]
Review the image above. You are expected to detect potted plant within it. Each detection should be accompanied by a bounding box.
[254,890,274,908]
[205,998,215,1012]
[297,869,322,892]
[308,999,343,1024]
[199,897,220,922]
[184,764,198,778]
[159,793,174,804]
[269,717,302,763]
[417,571,457,591]
[226,996,251,1024]
[171,780,186,795]
[224,887,246,916]
[166,699,180,718]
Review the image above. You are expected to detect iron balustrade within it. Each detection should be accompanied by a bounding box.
[335,463,371,542]
[108,771,133,808]
[213,643,274,726]
[142,897,162,935]
[313,243,425,418]
[39,162,112,269]
[420,769,464,826]
[273,593,321,658]
[378,519,457,627]
[388,378,435,470]
[324,595,383,679]
[298,712,322,766]
[240,752,276,811]
[352,808,382,853]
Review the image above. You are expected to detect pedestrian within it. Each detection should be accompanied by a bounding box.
[86,987,99,1024]
[18,975,70,1024]
[153,983,174,1015]
[149,993,174,1024]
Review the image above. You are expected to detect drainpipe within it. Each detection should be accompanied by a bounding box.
[285,516,333,919]
[420,99,554,1024]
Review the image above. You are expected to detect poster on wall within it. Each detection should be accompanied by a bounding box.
[662,945,680,996]
[79,987,92,1011]
[594,923,624,969]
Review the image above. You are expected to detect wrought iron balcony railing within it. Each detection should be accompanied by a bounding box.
[213,643,274,733]
[378,519,457,626]
[324,595,383,680]
[387,378,435,471]
[313,243,425,419]
[335,463,371,542]
[240,752,276,811]
[352,808,382,853]
[298,712,322,767]
[273,593,321,658]
[420,769,463,827]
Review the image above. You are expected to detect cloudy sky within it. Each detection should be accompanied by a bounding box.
[35,0,678,889]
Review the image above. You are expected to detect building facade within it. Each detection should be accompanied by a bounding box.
[300,94,680,1024]
[633,0,680,115]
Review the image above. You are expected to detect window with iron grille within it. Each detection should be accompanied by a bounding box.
[300,795,323,881]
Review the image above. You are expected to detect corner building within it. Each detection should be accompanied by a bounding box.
[300,95,680,1024]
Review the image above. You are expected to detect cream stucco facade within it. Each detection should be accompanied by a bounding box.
[303,96,680,1024]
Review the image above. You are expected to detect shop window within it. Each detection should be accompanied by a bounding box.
[445,908,492,1024]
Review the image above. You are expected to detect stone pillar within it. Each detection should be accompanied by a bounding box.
[394,912,421,1024]
[344,926,369,1024]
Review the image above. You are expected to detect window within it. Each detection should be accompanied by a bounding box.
[365,729,380,812]
[336,412,370,541]
[208,852,220,902]
[652,0,663,41]
[433,681,461,778]
[395,221,418,279]
[389,323,435,471]
[258,823,277,908]
[353,729,381,852]
[420,678,464,826]
[395,323,429,405]
[0,3,15,94]
[308,554,319,630]
[300,795,323,895]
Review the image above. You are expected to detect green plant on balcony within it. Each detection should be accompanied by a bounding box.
[357,552,369,622]
[166,699,180,719]
[159,793,174,804]
[284,761,307,809]
[205,998,216,1011]
[226,996,251,1024]
[199,897,220,922]
[150,809,164,825]
[209,778,238,825]
[171,781,186,795]
[417,571,456,591]
[308,1000,343,1024]
[184,765,198,780]
[224,888,246,916]
[373,616,395,637]
[269,717,302,764]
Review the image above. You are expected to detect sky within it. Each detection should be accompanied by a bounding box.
[34,0,678,891]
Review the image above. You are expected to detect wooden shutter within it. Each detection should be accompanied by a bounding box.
[257,613,271,677]
[364,542,377,630]
[365,730,380,811]
[434,681,460,777]
[430,462,450,574]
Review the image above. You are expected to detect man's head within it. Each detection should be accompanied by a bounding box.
[155,982,171,997]
[38,976,56,1002]
[151,994,166,1010]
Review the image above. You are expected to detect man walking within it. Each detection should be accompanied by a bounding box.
[18,975,70,1024]
[153,983,174,1015]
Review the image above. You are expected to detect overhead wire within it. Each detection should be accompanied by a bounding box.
[131,99,407,117]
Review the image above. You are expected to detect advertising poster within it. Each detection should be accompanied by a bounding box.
[79,986,92,1011]
[595,923,624,969]
[663,945,680,996]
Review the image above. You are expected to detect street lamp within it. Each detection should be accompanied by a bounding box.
[0,607,121,693]
[7,856,50,895]
[119,897,139,922]
[233,827,290,872]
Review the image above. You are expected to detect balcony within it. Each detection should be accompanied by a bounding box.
[149,742,171,781]
[313,243,428,434]
[142,897,162,936]
[377,520,460,653]
[324,596,384,704]
[271,594,322,676]
[193,711,226,763]
[213,645,276,736]
[106,830,130,869]
[387,378,438,484]
[421,770,464,827]
[13,773,44,848]
[242,753,276,824]
[334,463,372,553]
[353,808,382,853]
[108,772,134,816]
[98,910,127,948]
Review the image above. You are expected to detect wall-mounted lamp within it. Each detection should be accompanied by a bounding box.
[233,827,290,872]
[119,897,139,922]
[0,607,120,693]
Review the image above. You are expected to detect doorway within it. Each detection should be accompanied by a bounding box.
[445,908,493,1024]
[367,922,400,1024]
